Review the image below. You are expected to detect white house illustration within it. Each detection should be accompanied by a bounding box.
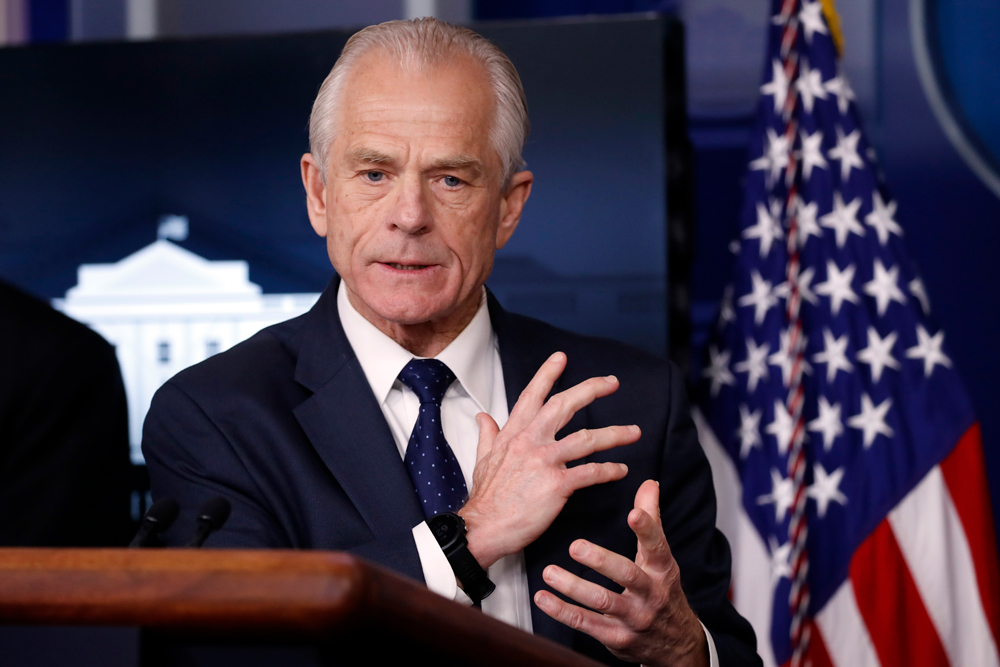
[55,238,321,463]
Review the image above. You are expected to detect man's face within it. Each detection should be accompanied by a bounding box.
[302,53,532,336]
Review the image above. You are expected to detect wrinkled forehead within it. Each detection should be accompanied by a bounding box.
[332,51,501,168]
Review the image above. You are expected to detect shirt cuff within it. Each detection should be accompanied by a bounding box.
[412,521,473,605]
[701,620,720,667]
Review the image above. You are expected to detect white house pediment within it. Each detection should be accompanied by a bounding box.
[66,240,261,299]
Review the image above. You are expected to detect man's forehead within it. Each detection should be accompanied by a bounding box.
[332,52,498,168]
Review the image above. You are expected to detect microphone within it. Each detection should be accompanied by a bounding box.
[129,498,180,548]
[187,497,232,547]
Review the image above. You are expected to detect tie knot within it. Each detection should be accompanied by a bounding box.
[398,359,456,405]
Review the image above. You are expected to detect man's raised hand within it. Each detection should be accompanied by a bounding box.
[458,351,640,569]
[533,479,709,667]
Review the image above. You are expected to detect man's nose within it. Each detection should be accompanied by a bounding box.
[389,174,432,235]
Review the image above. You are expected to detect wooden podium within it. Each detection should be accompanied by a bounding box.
[0,548,602,666]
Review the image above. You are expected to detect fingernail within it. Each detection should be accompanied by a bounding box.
[572,541,589,557]
[605,375,618,384]
[543,566,556,582]
[549,352,564,363]
[618,463,628,474]
[630,425,640,435]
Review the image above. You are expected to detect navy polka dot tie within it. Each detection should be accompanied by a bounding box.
[398,359,469,519]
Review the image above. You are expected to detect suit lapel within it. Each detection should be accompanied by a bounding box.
[293,279,424,541]
[488,291,588,649]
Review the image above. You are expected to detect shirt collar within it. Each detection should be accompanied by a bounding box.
[337,282,495,413]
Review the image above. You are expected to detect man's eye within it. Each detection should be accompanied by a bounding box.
[443,175,462,187]
[365,171,384,182]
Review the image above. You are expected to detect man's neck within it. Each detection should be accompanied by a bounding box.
[345,287,482,358]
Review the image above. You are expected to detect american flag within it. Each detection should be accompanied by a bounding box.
[693,1,1000,666]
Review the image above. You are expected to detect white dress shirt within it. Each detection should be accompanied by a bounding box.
[337,283,533,632]
[337,282,719,665]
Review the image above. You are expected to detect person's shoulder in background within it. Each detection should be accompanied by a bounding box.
[0,279,132,546]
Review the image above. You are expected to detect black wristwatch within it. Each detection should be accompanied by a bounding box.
[427,512,496,603]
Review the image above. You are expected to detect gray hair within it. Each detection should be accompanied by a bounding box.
[308,17,529,187]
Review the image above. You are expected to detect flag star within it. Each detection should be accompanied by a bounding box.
[769,328,811,387]
[865,192,903,245]
[808,396,844,451]
[848,393,894,448]
[808,464,847,518]
[794,196,823,248]
[793,266,819,305]
[815,260,860,315]
[857,326,900,382]
[828,127,865,183]
[820,192,865,248]
[905,325,952,377]
[796,60,828,113]
[799,130,828,181]
[825,74,856,114]
[744,198,785,257]
[768,536,792,584]
[758,468,796,522]
[703,345,736,397]
[799,0,830,43]
[735,338,771,393]
[765,399,796,455]
[813,328,854,382]
[863,259,907,316]
[739,271,781,325]
[761,59,790,114]
[909,276,932,315]
[718,284,736,328]
[750,128,791,185]
[775,266,817,310]
[737,404,763,459]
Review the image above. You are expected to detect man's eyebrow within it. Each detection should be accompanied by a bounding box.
[430,155,484,177]
[345,147,394,165]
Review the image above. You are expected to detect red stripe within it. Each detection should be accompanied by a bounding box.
[778,620,834,667]
[850,520,950,667]
[939,422,1000,646]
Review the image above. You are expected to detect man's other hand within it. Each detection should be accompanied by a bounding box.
[533,479,709,667]
[458,351,639,569]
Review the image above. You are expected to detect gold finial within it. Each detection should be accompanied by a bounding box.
[820,0,845,57]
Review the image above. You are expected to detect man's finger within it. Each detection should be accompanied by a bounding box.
[628,487,675,574]
[633,478,660,522]
[555,424,640,462]
[533,590,627,650]
[474,412,500,466]
[565,538,653,594]
[505,351,567,431]
[541,564,630,617]
[532,375,621,437]
[562,461,629,494]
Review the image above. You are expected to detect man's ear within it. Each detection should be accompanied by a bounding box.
[301,153,328,237]
[496,170,533,249]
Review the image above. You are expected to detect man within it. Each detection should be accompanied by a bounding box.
[0,279,132,547]
[143,18,759,666]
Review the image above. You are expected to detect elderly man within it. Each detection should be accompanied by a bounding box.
[143,18,759,667]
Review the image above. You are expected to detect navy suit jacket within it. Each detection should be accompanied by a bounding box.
[143,278,760,666]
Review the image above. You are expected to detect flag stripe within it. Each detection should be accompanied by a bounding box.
[815,579,880,667]
[889,464,1000,667]
[939,422,1000,646]
[695,409,779,667]
[804,621,835,667]
[850,520,950,667]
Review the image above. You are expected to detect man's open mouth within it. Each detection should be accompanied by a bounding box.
[385,263,430,270]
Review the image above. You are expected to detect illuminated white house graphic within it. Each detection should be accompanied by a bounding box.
[55,239,320,463]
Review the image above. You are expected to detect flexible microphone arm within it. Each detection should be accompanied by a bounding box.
[129,498,180,548]
[187,497,232,547]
